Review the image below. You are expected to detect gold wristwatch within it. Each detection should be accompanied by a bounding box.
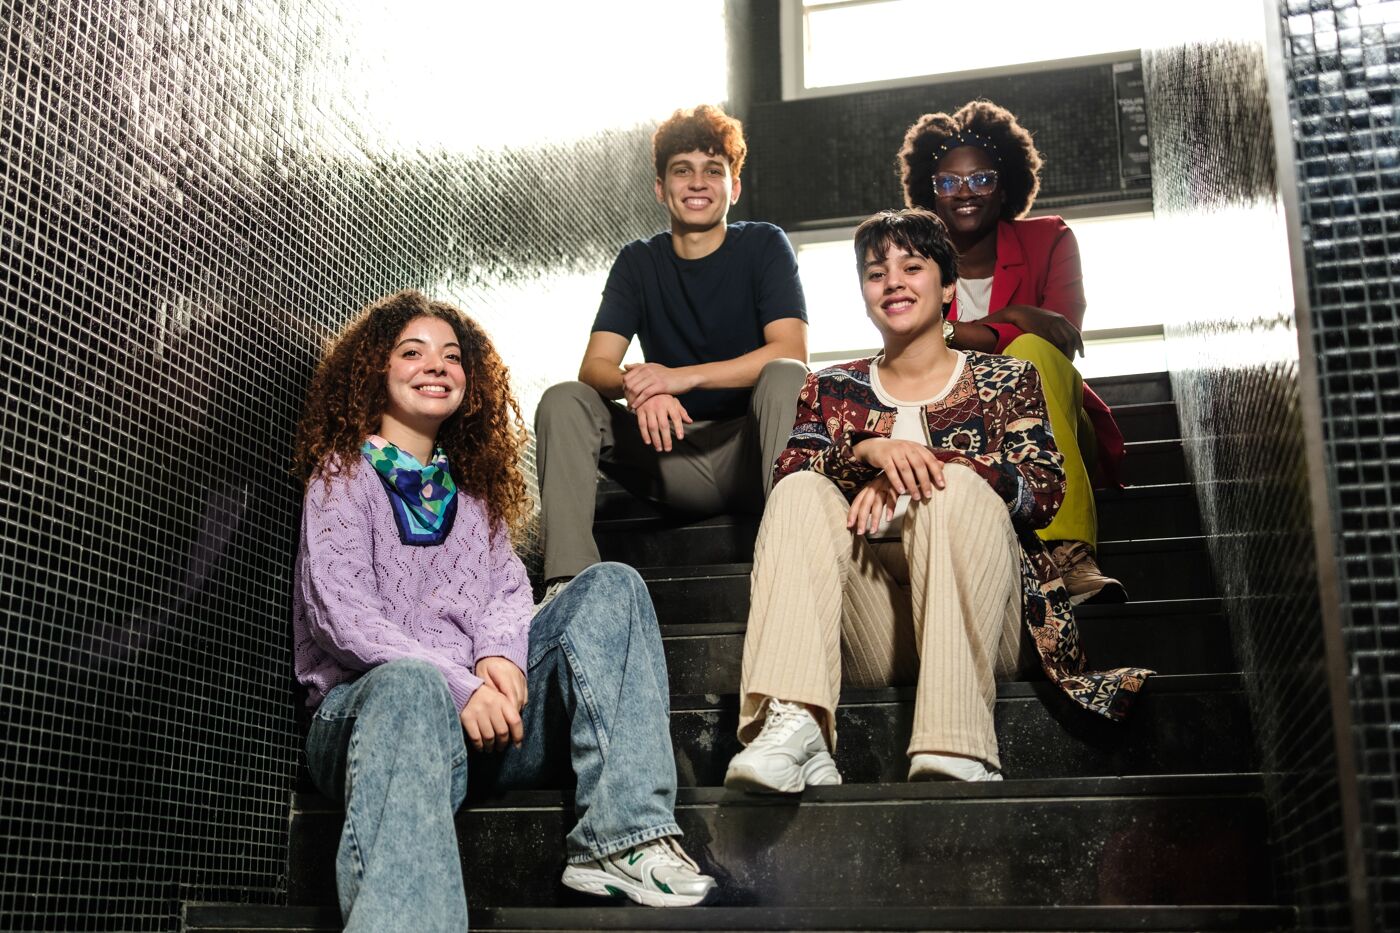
[942,319,955,346]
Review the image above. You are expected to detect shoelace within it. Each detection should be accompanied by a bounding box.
[632,836,699,872]
[756,698,810,743]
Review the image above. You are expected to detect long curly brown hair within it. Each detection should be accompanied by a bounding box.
[898,99,1043,220]
[292,290,531,541]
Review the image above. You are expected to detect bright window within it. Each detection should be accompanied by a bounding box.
[793,211,1169,378]
[789,0,1143,96]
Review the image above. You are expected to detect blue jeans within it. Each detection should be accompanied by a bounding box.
[304,562,681,932]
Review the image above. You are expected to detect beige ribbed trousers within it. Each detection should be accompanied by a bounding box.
[738,465,1026,768]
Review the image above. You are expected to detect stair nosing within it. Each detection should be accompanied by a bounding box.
[292,773,1267,815]
[667,672,1243,711]
[184,903,1296,932]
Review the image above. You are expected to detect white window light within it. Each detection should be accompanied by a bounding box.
[792,211,1170,378]
[782,0,1144,99]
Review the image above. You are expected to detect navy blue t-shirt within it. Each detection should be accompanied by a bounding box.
[591,221,808,421]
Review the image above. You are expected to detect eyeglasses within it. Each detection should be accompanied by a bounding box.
[932,169,999,198]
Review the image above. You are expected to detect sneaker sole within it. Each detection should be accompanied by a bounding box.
[1072,581,1129,607]
[560,864,714,908]
[724,751,841,794]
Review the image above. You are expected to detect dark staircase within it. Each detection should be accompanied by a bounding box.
[185,372,1296,932]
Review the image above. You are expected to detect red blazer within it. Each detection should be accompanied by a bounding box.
[948,217,1125,487]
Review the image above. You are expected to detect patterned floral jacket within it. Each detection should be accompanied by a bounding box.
[773,352,1152,721]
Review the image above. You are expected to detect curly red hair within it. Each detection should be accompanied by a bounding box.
[652,104,747,178]
[292,290,531,542]
[898,99,1043,220]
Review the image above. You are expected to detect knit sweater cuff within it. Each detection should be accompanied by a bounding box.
[473,641,530,679]
[445,669,485,714]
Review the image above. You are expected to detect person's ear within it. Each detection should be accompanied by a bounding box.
[942,281,956,306]
[730,175,742,205]
[655,177,665,205]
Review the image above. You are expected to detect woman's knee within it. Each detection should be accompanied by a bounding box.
[770,470,840,509]
[361,659,456,721]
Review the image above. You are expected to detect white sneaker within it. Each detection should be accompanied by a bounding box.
[723,699,842,793]
[908,752,1003,782]
[561,836,716,907]
[534,578,570,615]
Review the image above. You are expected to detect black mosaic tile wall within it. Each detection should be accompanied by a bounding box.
[1144,1,1400,926]
[1280,0,1400,928]
[1,1,708,928]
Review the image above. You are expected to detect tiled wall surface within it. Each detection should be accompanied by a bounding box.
[1,1,723,928]
[1280,0,1400,928]
[1142,15,1354,933]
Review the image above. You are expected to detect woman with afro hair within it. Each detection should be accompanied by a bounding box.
[291,290,713,930]
[898,99,1126,605]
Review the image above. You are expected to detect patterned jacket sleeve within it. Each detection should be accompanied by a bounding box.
[932,362,1065,530]
[772,371,879,495]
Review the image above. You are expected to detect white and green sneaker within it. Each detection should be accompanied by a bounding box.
[561,836,716,907]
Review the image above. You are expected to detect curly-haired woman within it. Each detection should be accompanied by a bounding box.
[899,99,1127,604]
[292,290,713,930]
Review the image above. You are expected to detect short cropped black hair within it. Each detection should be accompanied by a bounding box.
[898,99,1043,220]
[853,209,959,315]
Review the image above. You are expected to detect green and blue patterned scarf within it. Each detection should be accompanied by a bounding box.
[362,435,458,546]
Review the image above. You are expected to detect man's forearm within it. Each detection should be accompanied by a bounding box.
[681,339,806,391]
[578,357,626,400]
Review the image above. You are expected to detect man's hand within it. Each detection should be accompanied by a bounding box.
[991,305,1084,360]
[852,438,946,499]
[633,394,692,452]
[460,683,523,752]
[847,474,899,535]
[622,362,697,409]
[475,656,527,711]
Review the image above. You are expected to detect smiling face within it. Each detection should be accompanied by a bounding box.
[930,145,1005,241]
[861,243,957,344]
[381,315,466,435]
[655,149,740,232]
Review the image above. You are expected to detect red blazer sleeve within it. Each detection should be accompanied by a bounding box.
[983,218,1088,353]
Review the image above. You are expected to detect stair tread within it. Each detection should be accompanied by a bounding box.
[597,483,1199,532]
[184,903,1295,932]
[293,772,1266,814]
[667,671,1242,709]
[639,537,1209,579]
[658,597,1224,634]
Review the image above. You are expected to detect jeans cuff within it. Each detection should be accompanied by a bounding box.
[567,821,683,863]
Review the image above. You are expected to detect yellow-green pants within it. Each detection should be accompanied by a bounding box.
[1004,334,1097,547]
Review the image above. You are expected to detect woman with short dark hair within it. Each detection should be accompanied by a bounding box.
[724,210,1150,792]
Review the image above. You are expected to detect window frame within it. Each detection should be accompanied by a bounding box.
[780,0,1141,101]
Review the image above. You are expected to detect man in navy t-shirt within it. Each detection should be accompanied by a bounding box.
[535,104,809,598]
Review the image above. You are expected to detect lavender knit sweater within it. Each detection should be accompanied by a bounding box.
[292,457,532,712]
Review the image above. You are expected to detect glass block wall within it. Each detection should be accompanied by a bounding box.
[0,1,725,929]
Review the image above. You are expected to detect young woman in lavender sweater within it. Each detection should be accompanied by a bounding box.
[291,290,714,931]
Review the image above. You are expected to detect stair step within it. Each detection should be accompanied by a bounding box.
[1097,483,1202,539]
[184,903,1296,931]
[597,484,1205,567]
[1086,371,1172,407]
[642,537,1218,621]
[590,448,1192,526]
[287,774,1274,910]
[1109,400,1182,442]
[668,674,1255,786]
[1120,439,1187,486]
[661,600,1235,696]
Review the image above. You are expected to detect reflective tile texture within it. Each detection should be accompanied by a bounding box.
[1146,1,1400,929]
[0,1,724,928]
[1281,0,1400,929]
